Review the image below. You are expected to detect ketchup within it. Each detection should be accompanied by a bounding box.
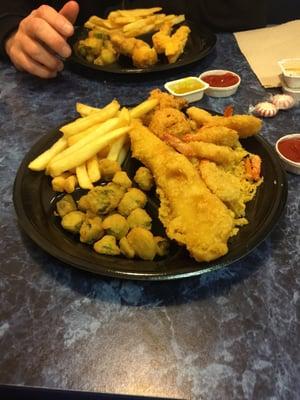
[202,72,239,87]
[278,138,300,163]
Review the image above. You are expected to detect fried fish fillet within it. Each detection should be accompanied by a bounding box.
[129,121,236,262]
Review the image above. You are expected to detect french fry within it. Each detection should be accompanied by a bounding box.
[114,8,162,18]
[67,123,104,146]
[28,137,67,171]
[60,99,120,137]
[86,155,101,183]
[50,116,126,167]
[129,98,158,119]
[107,135,128,162]
[118,107,131,124]
[64,175,78,193]
[76,163,94,189]
[117,142,130,165]
[88,15,114,29]
[122,15,156,33]
[48,126,130,177]
[76,102,102,117]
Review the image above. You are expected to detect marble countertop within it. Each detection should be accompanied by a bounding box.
[0,33,299,400]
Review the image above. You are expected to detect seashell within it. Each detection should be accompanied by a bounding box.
[271,94,295,110]
[254,102,278,117]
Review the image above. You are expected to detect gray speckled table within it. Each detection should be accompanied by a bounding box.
[0,33,299,400]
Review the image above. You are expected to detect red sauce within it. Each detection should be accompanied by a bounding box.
[278,138,300,163]
[202,72,239,87]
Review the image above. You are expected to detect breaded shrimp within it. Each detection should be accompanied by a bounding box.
[164,133,239,164]
[183,126,240,147]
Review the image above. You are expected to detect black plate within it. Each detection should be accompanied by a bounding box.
[67,21,216,74]
[13,123,287,280]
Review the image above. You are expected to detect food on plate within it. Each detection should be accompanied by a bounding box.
[102,214,129,240]
[152,23,191,63]
[94,235,121,256]
[187,106,262,138]
[28,97,158,192]
[110,32,158,68]
[117,187,147,216]
[134,167,154,191]
[77,8,189,69]
[127,227,157,260]
[79,214,104,244]
[32,88,263,264]
[127,208,152,230]
[56,194,77,217]
[61,211,86,233]
[56,165,170,260]
[129,120,236,262]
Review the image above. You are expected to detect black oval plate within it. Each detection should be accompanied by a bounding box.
[13,125,287,280]
[67,21,216,74]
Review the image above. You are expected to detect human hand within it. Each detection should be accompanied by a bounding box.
[5,1,79,78]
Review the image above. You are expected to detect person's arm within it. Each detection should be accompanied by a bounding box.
[2,1,79,79]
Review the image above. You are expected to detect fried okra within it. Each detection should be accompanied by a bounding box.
[56,194,77,217]
[118,188,147,217]
[127,227,156,260]
[78,183,125,214]
[94,235,120,256]
[102,214,129,240]
[154,236,170,257]
[61,211,85,233]
[80,215,104,244]
[112,171,132,189]
[127,208,152,230]
[98,159,121,181]
[134,167,154,191]
[119,237,135,259]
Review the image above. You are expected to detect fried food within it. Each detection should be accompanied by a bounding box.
[110,32,158,68]
[149,107,192,139]
[127,227,157,260]
[153,23,191,63]
[183,126,240,147]
[164,133,240,165]
[129,121,236,262]
[186,106,262,138]
[148,88,187,110]
[134,167,154,191]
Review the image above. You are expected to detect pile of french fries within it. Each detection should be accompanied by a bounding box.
[28,98,158,192]
[84,7,185,38]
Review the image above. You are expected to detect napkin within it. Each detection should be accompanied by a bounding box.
[234,20,300,88]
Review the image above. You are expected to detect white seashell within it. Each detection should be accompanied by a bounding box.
[254,102,278,117]
[271,94,295,110]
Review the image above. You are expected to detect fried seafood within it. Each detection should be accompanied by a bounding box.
[148,88,187,110]
[164,133,240,165]
[152,23,191,63]
[149,107,192,139]
[183,126,240,147]
[187,106,262,138]
[129,121,236,262]
[110,32,158,68]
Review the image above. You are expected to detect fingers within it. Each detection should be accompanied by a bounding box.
[59,1,80,25]
[11,48,58,79]
[21,36,64,72]
[21,16,72,58]
[32,5,74,37]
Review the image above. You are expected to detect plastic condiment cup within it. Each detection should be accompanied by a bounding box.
[278,59,300,89]
[164,76,209,103]
[275,133,300,175]
[199,69,241,97]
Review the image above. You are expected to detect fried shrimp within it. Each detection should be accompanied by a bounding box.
[183,126,240,147]
[164,133,239,164]
[186,106,262,138]
[148,88,187,110]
